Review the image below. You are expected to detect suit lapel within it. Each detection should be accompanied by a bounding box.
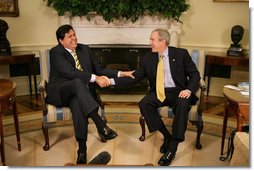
[76,47,89,72]
[62,46,76,66]
[150,53,158,76]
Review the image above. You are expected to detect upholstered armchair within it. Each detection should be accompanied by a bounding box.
[139,49,207,149]
[38,50,106,151]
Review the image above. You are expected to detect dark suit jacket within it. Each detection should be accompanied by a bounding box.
[114,46,201,104]
[46,43,118,106]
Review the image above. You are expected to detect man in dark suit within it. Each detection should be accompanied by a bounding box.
[46,24,133,164]
[110,28,200,166]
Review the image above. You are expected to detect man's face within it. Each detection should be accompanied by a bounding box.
[59,29,78,51]
[149,31,165,53]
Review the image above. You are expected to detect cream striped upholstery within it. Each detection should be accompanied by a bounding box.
[158,105,198,121]
[44,105,72,123]
[44,104,104,123]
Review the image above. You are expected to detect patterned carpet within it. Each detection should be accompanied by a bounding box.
[3,123,231,166]
[3,101,236,138]
[1,94,241,166]
[2,93,241,165]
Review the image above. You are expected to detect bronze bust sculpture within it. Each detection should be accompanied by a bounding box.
[0,19,11,56]
[227,25,244,57]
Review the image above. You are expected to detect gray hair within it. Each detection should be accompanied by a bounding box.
[152,28,170,45]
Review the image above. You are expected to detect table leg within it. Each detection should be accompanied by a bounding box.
[0,114,6,166]
[207,76,211,97]
[33,73,38,99]
[221,99,229,155]
[12,101,21,151]
[28,75,32,95]
[29,59,38,99]
[32,58,38,99]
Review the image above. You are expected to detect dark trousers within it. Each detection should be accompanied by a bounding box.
[59,78,99,140]
[139,88,191,142]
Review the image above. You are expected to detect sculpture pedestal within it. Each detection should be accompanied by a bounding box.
[227,46,243,57]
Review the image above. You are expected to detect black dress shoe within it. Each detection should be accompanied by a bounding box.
[158,151,175,166]
[98,125,118,142]
[76,150,87,164]
[160,136,171,153]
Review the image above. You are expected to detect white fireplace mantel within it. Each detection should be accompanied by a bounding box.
[60,14,182,47]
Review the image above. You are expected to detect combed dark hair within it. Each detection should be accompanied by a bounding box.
[56,24,74,44]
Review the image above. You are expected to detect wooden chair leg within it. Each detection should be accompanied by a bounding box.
[42,121,50,151]
[1,134,5,166]
[191,120,203,150]
[196,120,203,149]
[139,116,146,141]
[0,115,6,166]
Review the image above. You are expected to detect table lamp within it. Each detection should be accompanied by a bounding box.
[0,19,11,56]
[227,25,244,57]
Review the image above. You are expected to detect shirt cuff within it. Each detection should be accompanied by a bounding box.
[110,78,116,85]
[117,71,121,77]
[90,74,96,82]
[186,89,191,94]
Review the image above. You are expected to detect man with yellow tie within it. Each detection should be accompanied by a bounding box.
[110,28,200,166]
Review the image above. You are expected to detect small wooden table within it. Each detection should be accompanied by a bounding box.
[0,52,38,98]
[205,52,249,96]
[0,79,21,166]
[221,87,249,156]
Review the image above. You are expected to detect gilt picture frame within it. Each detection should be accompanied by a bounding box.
[0,0,19,17]
[213,0,248,2]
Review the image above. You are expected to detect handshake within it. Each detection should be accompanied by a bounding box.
[95,75,112,87]
[95,70,134,88]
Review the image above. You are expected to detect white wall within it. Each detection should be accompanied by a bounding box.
[0,0,249,96]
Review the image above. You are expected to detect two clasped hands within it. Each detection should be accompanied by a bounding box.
[95,71,135,88]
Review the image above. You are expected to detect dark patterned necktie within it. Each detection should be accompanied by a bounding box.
[72,50,83,71]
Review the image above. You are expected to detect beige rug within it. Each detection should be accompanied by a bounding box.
[4,123,231,166]
[2,93,237,138]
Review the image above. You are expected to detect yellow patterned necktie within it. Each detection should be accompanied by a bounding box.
[156,55,166,102]
[72,50,83,71]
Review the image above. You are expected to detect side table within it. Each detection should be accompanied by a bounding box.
[221,87,249,156]
[0,52,38,98]
[0,79,21,166]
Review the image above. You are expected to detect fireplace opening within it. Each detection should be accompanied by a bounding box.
[92,45,150,94]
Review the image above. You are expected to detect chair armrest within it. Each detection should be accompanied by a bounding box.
[38,79,47,92]
[197,79,206,115]
[38,79,48,116]
[199,79,207,92]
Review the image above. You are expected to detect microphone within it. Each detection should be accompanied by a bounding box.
[88,151,111,165]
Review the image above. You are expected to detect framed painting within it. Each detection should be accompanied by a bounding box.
[0,0,19,17]
[213,0,248,2]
